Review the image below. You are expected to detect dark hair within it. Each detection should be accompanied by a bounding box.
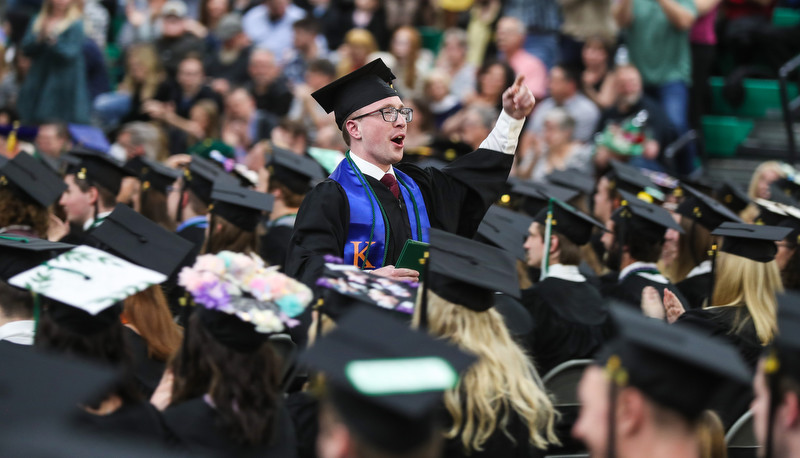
[616,224,664,262]
[170,313,281,446]
[410,97,435,133]
[476,60,515,103]
[307,58,336,79]
[278,118,310,146]
[0,187,50,237]
[35,300,142,406]
[292,17,320,34]
[553,63,581,85]
[551,232,582,266]
[140,188,176,231]
[185,188,209,216]
[0,280,33,319]
[781,240,800,290]
[202,213,259,255]
[73,176,117,209]
[268,181,305,208]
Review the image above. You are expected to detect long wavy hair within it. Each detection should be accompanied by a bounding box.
[414,292,558,454]
[139,188,176,231]
[170,313,281,446]
[0,188,49,237]
[711,252,783,345]
[32,0,82,34]
[123,285,182,361]
[118,43,164,100]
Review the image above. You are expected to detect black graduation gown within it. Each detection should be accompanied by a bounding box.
[285,149,513,287]
[521,278,610,376]
[442,407,545,458]
[123,327,166,399]
[675,306,760,428]
[161,397,297,457]
[675,272,712,310]
[602,271,688,311]
[166,224,207,317]
[260,222,294,270]
[75,401,167,441]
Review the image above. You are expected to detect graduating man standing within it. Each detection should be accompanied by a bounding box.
[286,59,534,286]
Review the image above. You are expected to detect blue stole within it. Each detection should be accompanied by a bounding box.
[329,152,430,269]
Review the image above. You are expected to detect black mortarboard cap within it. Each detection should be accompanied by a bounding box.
[67,149,133,196]
[715,180,750,214]
[755,198,790,226]
[0,235,74,281]
[90,204,194,276]
[311,59,400,129]
[605,160,664,202]
[776,204,800,246]
[711,222,792,262]
[598,305,750,420]
[613,190,684,241]
[545,168,595,195]
[476,205,535,261]
[210,179,274,231]
[534,199,607,246]
[771,177,800,203]
[0,152,66,207]
[675,183,743,231]
[511,180,579,217]
[139,157,181,194]
[268,148,325,195]
[184,156,237,204]
[428,228,519,312]
[316,264,418,321]
[300,307,476,453]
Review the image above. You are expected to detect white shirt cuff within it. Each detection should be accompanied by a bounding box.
[479,110,525,155]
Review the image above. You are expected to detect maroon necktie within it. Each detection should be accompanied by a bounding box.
[380,173,400,200]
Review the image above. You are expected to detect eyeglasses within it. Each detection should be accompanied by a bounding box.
[351,107,414,123]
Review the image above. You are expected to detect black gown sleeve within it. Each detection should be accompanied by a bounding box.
[284,180,349,288]
[260,225,294,270]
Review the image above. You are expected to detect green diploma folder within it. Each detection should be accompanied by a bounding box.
[395,240,430,274]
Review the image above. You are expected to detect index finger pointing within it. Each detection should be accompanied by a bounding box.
[513,74,525,88]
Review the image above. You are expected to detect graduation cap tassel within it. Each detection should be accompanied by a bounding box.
[707,242,718,307]
[6,121,18,155]
[32,292,40,337]
[539,199,554,281]
[419,256,429,330]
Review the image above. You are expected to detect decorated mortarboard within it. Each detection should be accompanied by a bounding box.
[675,183,743,231]
[90,204,194,276]
[315,262,418,321]
[299,306,476,453]
[0,235,74,281]
[476,205,535,261]
[68,124,110,153]
[210,179,274,231]
[534,198,607,246]
[187,138,235,161]
[183,156,237,204]
[605,160,665,202]
[138,157,181,194]
[178,250,312,352]
[427,228,519,312]
[598,305,750,421]
[268,148,326,195]
[639,168,679,194]
[755,198,790,226]
[0,152,66,207]
[311,58,400,129]
[711,222,792,262]
[66,149,134,196]
[545,168,595,195]
[9,245,166,333]
[715,180,750,214]
[613,190,684,241]
[510,180,579,217]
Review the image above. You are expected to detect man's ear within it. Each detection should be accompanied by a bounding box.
[344,119,361,141]
[88,186,99,205]
[617,388,646,437]
[549,234,560,256]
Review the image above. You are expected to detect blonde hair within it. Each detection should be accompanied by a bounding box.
[337,29,379,78]
[414,291,558,453]
[696,410,727,458]
[119,43,164,100]
[742,161,787,222]
[33,0,82,35]
[711,252,783,345]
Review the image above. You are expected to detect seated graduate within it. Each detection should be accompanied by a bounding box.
[756,202,800,294]
[127,156,182,231]
[202,179,273,255]
[301,306,477,458]
[90,204,194,397]
[658,222,790,370]
[417,229,559,457]
[58,149,133,242]
[260,148,325,269]
[0,280,35,347]
[573,306,751,458]
[672,184,743,310]
[0,152,66,238]
[286,58,535,287]
[521,198,611,375]
[752,293,800,458]
[600,190,688,308]
[11,245,168,438]
[155,250,312,456]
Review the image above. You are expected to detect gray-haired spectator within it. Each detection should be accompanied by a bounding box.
[436,28,477,102]
[518,108,593,181]
[526,64,600,143]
